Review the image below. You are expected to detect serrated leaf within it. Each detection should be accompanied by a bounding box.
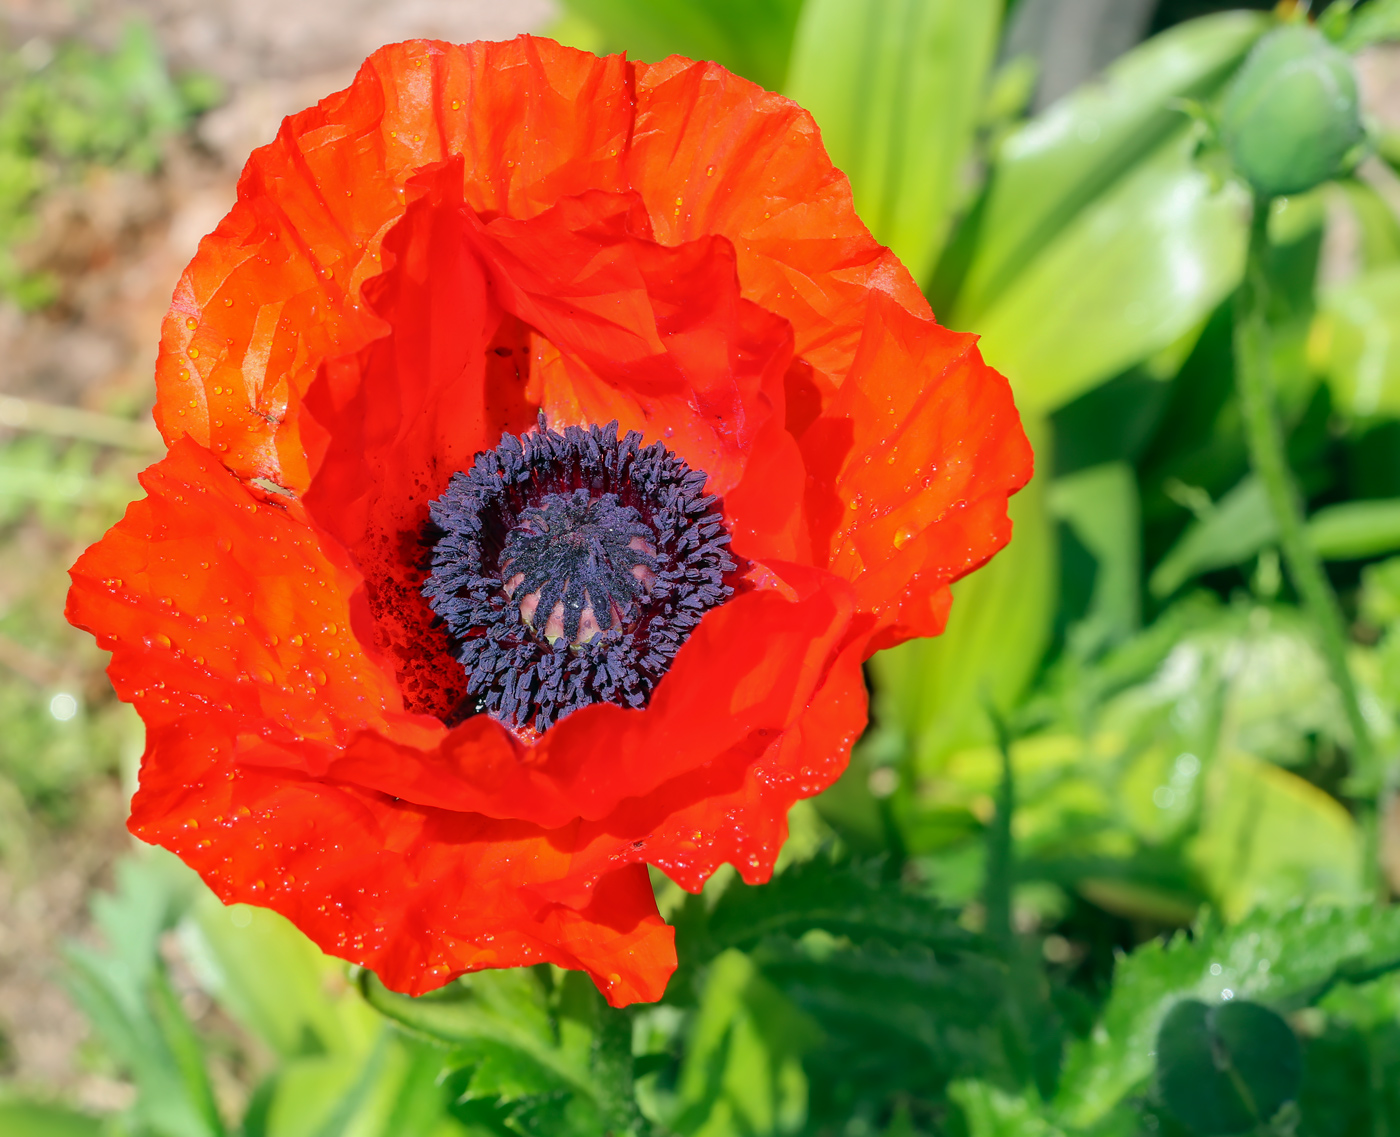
[359,970,597,1107]
[681,855,978,963]
[785,0,1003,282]
[757,936,1011,1121]
[1056,906,1400,1127]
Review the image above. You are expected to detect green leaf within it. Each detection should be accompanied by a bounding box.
[1361,556,1400,626]
[359,970,597,1107]
[1157,1000,1302,1136]
[1341,0,1400,50]
[1336,178,1400,270]
[1192,751,1364,922]
[355,968,646,1136]
[952,11,1268,325]
[1049,462,1142,652]
[62,854,226,1137]
[784,0,1003,282]
[1057,905,1400,1127]
[667,950,816,1137]
[678,853,979,967]
[971,128,1250,415]
[1295,1014,1400,1137]
[1149,477,1400,589]
[0,1102,103,1137]
[1150,475,1274,598]
[1313,265,1400,418]
[867,418,1055,775]
[1307,498,1400,560]
[183,896,380,1061]
[755,936,1011,1119]
[948,1080,1067,1137]
[555,0,803,89]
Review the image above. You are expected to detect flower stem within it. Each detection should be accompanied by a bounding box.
[1234,196,1377,799]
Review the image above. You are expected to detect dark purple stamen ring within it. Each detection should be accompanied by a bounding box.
[423,419,735,732]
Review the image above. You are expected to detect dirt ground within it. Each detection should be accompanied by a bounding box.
[0,0,552,1108]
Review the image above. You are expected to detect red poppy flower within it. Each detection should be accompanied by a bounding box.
[66,37,1031,1006]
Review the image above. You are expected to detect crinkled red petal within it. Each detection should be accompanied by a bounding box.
[798,292,1034,650]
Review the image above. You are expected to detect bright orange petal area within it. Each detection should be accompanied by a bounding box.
[132,732,674,1004]
[152,37,932,494]
[156,38,633,489]
[67,438,410,751]
[468,189,793,495]
[797,293,1033,652]
[627,57,932,396]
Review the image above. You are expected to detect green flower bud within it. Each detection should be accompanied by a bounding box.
[1221,24,1365,199]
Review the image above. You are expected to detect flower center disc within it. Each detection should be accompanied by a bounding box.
[502,489,656,646]
[423,420,734,732]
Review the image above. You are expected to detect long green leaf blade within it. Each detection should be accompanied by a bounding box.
[785,0,1002,283]
[953,10,1266,325]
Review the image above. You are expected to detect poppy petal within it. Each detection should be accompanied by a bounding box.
[799,292,1033,648]
[130,728,674,1006]
[318,573,859,829]
[628,56,931,398]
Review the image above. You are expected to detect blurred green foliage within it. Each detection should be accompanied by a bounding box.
[9,3,1400,1136]
[0,21,217,306]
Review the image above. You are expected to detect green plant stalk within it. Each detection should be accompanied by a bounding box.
[983,705,1015,948]
[1234,195,1379,871]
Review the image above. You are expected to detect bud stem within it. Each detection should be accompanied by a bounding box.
[1234,195,1381,888]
